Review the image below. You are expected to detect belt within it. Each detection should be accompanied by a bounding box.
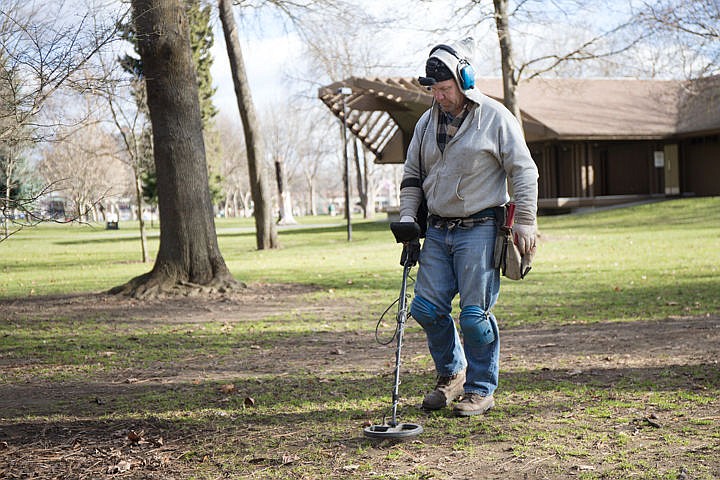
[428,208,496,230]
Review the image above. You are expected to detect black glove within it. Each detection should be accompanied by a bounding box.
[400,239,421,267]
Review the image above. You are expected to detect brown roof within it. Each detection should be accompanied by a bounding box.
[476,77,681,140]
[675,75,720,136]
[319,75,720,161]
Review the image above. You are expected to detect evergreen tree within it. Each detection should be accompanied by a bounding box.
[120,1,217,129]
[186,1,218,130]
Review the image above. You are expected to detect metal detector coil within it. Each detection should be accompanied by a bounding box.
[363,422,423,439]
[363,222,424,440]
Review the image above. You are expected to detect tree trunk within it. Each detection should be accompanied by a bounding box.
[111,0,238,298]
[218,0,278,249]
[306,173,317,216]
[352,137,367,218]
[2,160,11,238]
[133,173,149,263]
[493,0,524,130]
[355,140,375,219]
[274,160,297,225]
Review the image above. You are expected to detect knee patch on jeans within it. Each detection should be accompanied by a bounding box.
[410,295,440,330]
[459,305,495,346]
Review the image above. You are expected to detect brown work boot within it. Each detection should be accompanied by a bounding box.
[453,392,495,417]
[421,371,466,410]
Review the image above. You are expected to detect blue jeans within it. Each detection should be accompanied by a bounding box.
[410,219,501,396]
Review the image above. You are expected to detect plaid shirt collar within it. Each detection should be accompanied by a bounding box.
[436,101,473,153]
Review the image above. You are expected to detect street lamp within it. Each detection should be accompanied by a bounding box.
[337,87,352,242]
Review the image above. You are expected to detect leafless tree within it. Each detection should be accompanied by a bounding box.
[0,138,32,238]
[89,52,154,262]
[437,1,647,122]
[264,103,305,224]
[38,101,131,222]
[0,0,121,144]
[298,7,387,219]
[111,0,237,298]
[635,0,719,77]
[293,107,337,216]
[0,63,30,237]
[218,0,278,249]
[215,114,251,218]
[218,0,379,230]
[0,0,123,240]
[493,0,522,123]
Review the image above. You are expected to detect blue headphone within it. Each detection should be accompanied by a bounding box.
[430,44,476,90]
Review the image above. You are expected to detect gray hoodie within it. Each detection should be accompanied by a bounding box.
[399,90,539,226]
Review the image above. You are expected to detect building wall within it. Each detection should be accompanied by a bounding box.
[595,142,660,196]
[531,140,666,200]
[680,135,720,196]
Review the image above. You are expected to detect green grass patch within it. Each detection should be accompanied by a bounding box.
[2,198,718,323]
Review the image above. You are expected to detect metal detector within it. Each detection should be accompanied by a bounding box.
[363,222,424,440]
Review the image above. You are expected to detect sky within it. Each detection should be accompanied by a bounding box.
[209,22,303,119]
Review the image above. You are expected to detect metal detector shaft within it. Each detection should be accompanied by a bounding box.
[389,261,412,427]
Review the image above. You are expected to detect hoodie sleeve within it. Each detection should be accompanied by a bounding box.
[399,111,432,221]
[497,110,539,226]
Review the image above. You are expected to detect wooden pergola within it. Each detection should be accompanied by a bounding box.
[318,76,548,164]
[318,77,430,164]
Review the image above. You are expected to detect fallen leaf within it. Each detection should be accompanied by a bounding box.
[644,417,662,428]
[107,460,132,474]
[244,397,256,407]
[219,384,236,394]
[573,465,595,471]
[127,430,144,443]
[282,454,299,465]
[330,348,345,355]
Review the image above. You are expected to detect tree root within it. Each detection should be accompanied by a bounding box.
[108,271,246,300]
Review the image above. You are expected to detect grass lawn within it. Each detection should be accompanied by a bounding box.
[2,196,718,324]
[0,197,718,479]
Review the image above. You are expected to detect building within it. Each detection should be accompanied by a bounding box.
[319,75,720,212]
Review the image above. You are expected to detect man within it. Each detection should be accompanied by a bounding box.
[399,38,538,416]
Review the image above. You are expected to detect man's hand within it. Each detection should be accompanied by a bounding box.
[513,223,536,256]
[400,239,421,267]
